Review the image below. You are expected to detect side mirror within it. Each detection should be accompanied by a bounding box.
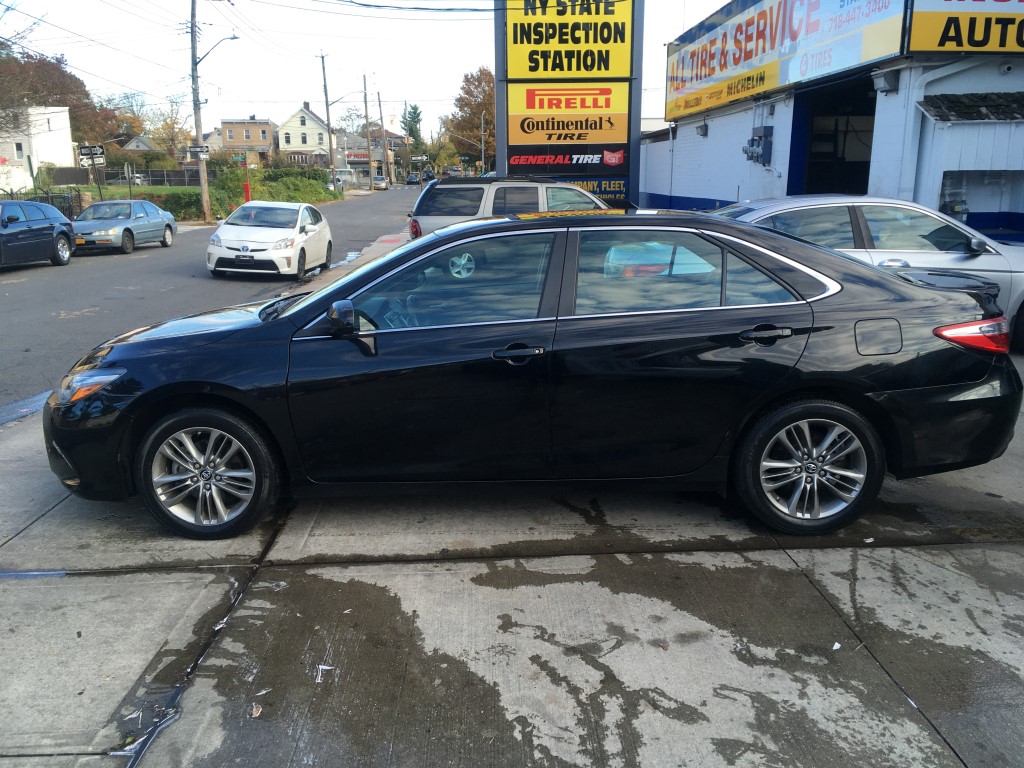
[968,236,987,255]
[5,214,19,224]
[302,224,318,235]
[327,299,357,336]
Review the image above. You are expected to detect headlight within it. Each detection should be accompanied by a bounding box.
[273,237,296,250]
[91,228,119,236]
[209,233,222,247]
[55,368,127,405]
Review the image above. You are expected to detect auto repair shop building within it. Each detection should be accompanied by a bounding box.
[641,0,1024,237]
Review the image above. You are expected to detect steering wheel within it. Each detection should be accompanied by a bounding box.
[381,297,412,329]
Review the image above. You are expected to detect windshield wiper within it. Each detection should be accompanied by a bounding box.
[259,293,309,321]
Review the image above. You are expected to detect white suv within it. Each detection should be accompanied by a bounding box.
[409,176,608,238]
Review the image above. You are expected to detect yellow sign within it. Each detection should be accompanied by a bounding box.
[508,82,630,144]
[910,0,1024,52]
[506,0,634,80]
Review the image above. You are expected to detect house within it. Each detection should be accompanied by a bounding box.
[220,117,275,166]
[122,136,165,152]
[0,106,74,191]
[277,102,330,167]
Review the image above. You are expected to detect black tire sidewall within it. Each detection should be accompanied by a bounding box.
[324,242,332,269]
[293,250,306,281]
[121,231,134,254]
[161,227,173,247]
[734,400,884,534]
[135,409,278,538]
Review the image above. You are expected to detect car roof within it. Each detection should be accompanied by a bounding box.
[726,195,939,212]
[431,176,571,186]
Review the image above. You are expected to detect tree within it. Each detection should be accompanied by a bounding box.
[401,103,424,151]
[147,96,192,160]
[442,66,494,170]
[98,93,147,143]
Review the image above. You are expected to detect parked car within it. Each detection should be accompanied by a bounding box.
[0,200,75,268]
[206,201,332,280]
[409,176,608,239]
[715,195,1024,348]
[406,173,421,185]
[373,175,390,190]
[421,169,436,182]
[74,200,176,254]
[43,211,1021,539]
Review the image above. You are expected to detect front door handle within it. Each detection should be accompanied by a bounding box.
[739,327,793,344]
[492,344,546,365]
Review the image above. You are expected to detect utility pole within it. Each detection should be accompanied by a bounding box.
[363,74,373,192]
[320,53,336,186]
[481,112,485,175]
[377,91,387,182]
[190,0,211,224]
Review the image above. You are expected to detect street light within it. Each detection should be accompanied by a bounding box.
[441,131,485,174]
[190,0,238,223]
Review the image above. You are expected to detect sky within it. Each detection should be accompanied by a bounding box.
[1,0,729,137]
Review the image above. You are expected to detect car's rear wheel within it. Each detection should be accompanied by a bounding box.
[160,226,173,248]
[733,400,884,534]
[292,249,306,281]
[120,231,135,254]
[136,408,279,538]
[51,234,71,266]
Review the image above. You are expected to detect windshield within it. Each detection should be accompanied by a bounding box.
[225,206,299,228]
[281,233,441,318]
[78,203,131,220]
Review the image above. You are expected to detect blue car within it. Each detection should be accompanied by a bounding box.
[74,199,177,254]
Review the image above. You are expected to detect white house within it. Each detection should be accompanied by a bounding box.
[276,102,330,167]
[0,106,74,191]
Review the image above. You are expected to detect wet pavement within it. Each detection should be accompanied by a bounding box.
[2,237,1023,766]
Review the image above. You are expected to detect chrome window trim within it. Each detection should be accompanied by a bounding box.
[711,232,842,301]
[299,228,566,333]
[294,315,557,341]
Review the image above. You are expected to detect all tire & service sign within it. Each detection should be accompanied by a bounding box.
[499,0,641,205]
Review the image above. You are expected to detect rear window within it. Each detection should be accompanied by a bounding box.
[714,204,755,219]
[417,187,485,217]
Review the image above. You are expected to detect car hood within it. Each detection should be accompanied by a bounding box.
[216,223,295,245]
[104,301,266,347]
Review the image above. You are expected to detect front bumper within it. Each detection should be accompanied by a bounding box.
[75,233,123,250]
[207,245,298,275]
[42,394,135,500]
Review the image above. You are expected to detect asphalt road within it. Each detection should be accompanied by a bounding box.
[0,185,421,407]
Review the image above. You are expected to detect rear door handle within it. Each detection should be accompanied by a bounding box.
[739,327,793,343]
[492,345,546,365]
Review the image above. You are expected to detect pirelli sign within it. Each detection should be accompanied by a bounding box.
[508,83,629,144]
[500,0,638,205]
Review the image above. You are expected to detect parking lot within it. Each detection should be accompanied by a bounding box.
[2,359,1023,766]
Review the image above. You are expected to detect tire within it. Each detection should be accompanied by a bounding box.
[160,226,173,248]
[120,230,135,254]
[51,234,71,266]
[135,408,279,538]
[210,269,224,278]
[322,242,332,272]
[292,249,306,281]
[733,400,884,535]
[1012,309,1024,354]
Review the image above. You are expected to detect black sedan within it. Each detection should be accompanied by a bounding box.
[0,200,75,268]
[43,212,1022,538]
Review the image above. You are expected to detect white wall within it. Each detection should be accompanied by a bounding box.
[0,106,72,191]
[640,97,793,208]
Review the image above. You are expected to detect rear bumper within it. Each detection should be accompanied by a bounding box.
[874,356,1023,478]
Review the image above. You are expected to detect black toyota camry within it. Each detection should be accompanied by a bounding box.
[43,211,1022,538]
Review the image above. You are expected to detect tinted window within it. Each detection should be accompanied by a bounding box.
[418,187,485,216]
[761,207,857,249]
[547,186,601,211]
[574,230,794,315]
[493,187,540,215]
[132,203,146,218]
[300,207,314,227]
[354,233,555,330]
[2,203,26,222]
[861,205,973,252]
[21,203,45,221]
[226,206,297,228]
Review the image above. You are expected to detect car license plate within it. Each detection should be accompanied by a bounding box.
[75,238,85,245]
[236,254,254,264]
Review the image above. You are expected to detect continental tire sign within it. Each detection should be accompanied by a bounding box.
[508,83,629,144]
[506,0,635,79]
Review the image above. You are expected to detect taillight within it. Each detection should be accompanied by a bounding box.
[409,218,421,239]
[934,316,1010,353]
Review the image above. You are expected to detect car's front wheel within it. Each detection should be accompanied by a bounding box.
[292,249,306,281]
[160,226,173,248]
[733,400,884,534]
[323,242,332,271]
[120,230,135,254]
[51,234,71,266]
[136,409,280,538]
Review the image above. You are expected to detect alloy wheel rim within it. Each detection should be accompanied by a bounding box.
[150,427,256,526]
[449,252,475,279]
[758,418,867,520]
[57,238,70,260]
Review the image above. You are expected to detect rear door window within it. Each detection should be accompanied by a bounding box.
[418,187,485,216]
[861,205,973,252]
